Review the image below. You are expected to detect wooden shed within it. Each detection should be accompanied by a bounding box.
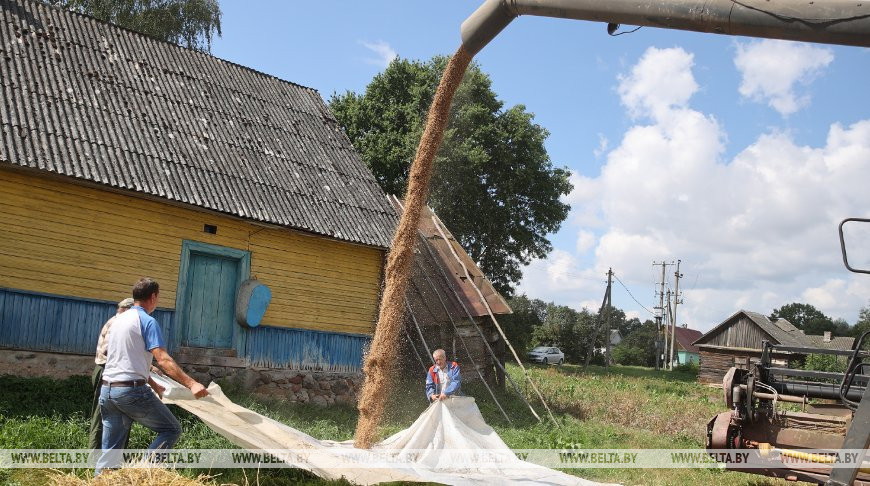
[693,310,854,384]
[387,196,512,388]
[0,0,398,403]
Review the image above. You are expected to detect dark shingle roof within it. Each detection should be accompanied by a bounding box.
[0,0,396,248]
[742,311,808,347]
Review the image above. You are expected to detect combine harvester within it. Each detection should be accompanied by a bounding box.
[707,219,870,486]
[457,2,869,486]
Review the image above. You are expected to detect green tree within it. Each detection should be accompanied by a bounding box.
[330,56,572,295]
[501,295,546,355]
[612,319,658,367]
[48,0,221,52]
[527,302,611,364]
[832,318,852,337]
[854,305,870,340]
[531,303,579,361]
[770,302,836,335]
[612,312,641,339]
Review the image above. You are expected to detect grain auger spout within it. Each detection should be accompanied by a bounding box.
[460,0,870,56]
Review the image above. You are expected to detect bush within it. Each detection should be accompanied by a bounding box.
[804,353,847,373]
[673,362,699,376]
[612,344,647,366]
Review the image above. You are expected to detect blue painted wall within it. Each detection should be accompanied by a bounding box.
[0,287,175,355]
[0,287,367,372]
[245,325,368,372]
[677,351,700,365]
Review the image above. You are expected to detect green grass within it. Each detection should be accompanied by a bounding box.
[0,367,807,485]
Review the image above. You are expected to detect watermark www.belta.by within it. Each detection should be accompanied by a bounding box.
[1,448,867,469]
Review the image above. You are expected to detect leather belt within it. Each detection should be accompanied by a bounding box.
[102,379,147,387]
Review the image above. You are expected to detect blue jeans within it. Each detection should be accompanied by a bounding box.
[95,384,182,474]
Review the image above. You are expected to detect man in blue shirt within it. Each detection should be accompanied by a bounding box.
[96,277,209,474]
[425,349,461,402]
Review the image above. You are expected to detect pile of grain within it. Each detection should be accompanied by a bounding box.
[353,47,473,449]
[49,467,216,486]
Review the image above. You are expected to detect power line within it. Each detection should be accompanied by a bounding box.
[613,274,655,316]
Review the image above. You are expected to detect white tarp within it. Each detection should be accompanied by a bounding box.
[153,374,611,485]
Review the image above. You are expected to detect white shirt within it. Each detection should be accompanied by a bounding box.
[435,365,450,390]
[102,307,164,382]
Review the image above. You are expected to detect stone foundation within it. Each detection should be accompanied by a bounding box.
[0,349,94,379]
[0,349,362,406]
[186,366,362,406]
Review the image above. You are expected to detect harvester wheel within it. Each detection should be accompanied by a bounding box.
[708,411,734,449]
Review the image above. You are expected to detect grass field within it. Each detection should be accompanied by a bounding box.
[0,364,806,485]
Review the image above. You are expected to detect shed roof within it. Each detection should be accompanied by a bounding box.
[743,311,807,347]
[695,309,856,352]
[0,0,396,248]
[388,195,512,317]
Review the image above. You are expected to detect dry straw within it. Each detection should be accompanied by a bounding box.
[354,46,473,449]
[48,467,220,486]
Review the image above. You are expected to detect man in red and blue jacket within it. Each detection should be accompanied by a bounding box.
[426,348,461,402]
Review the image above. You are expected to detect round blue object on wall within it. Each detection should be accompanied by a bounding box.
[235,279,271,328]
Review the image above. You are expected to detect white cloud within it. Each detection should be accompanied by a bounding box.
[803,278,870,319]
[617,47,698,120]
[575,230,596,254]
[734,39,833,116]
[359,40,397,67]
[519,46,870,332]
[515,249,605,312]
[593,133,609,159]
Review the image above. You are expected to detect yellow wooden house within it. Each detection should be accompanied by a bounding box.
[0,0,396,378]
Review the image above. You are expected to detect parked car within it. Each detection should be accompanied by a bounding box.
[527,346,564,365]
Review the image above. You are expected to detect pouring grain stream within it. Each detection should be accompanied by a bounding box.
[353,47,472,449]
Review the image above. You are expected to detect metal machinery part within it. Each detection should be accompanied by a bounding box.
[460,0,870,57]
[702,218,870,485]
[706,335,870,485]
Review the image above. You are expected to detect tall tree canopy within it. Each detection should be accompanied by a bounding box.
[48,0,221,52]
[770,302,837,336]
[854,305,870,340]
[330,56,572,295]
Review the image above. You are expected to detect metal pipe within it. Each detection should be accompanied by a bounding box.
[769,345,870,358]
[774,381,865,402]
[738,384,809,404]
[767,367,870,385]
[460,0,870,56]
[752,391,807,405]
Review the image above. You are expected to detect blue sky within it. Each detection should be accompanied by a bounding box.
[212,2,870,332]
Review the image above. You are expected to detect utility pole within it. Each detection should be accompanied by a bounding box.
[584,269,612,370]
[604,268,613,368]
[664,289,674,370]
[652,261,671,370]
[669,259,683,370]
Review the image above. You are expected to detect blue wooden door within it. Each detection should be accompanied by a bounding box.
[181,252,238,348]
